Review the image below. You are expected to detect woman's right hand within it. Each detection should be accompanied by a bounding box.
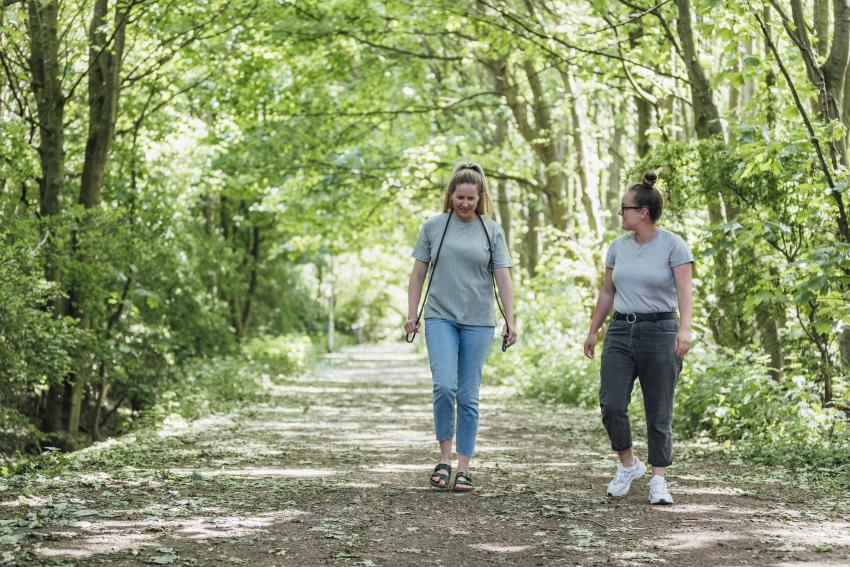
[583,333,597,359]
[404,318,420,334]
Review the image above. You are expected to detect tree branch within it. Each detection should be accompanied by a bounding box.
[472,0,689,83]
[64,0,137,100]
[752,2,850,243]
[583,0,673,36]
[602,12,657,104]
[337,31,463,61]
[295,90,501,118]
[616,0,683,59]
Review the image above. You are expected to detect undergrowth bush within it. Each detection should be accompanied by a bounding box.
[143,334,315,426]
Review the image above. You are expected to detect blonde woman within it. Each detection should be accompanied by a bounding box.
[405,163,516,493]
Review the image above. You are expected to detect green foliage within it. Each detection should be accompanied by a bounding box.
[331,248,410,341]
[0,408,41,455]
[242,335,313,372]
[0,229,79,410]
[488,236,599,407]
[676,346,848,444]
[142,335,313,424]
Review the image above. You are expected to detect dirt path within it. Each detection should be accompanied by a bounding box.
[2,344,849,566]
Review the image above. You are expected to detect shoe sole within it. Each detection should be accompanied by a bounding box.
[650,499,673,505]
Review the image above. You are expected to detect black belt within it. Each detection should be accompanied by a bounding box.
[614,311,677,323]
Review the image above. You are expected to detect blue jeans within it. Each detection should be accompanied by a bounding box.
[424,318,494,457]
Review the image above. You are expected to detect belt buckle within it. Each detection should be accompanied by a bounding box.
[626,313,637,324]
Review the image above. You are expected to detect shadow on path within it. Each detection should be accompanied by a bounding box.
[2,344,849,565]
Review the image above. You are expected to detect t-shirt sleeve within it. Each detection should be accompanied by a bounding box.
[491,224,513,268]
[411,222,431,263]
[669,234,694,267]
[605,240,618,268]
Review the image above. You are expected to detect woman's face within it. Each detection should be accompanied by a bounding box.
[451,183,480,221]
[617,191,647,231]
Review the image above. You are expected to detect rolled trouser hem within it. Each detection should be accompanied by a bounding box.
[611,444,633,452]
[648,461,672,468]
[435,431,453,442]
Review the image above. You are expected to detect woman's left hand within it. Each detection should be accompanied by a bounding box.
[502,324,517,348]
[675,329,692,357]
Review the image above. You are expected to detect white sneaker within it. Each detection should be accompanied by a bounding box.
[648,475,673,505]
[607,457,646,497]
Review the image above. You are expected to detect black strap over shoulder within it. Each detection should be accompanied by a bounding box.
[406,213,511,349]
[478,216,511,351]
[406,213,452,343]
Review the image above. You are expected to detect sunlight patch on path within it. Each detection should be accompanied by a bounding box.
[470,543,531,553]
[34,510,309,559]
[169,467,341,478]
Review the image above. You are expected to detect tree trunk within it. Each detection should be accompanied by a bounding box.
[562,68,601,239]
[675,0,723,139]
[69,0,129,434]
[79,0,126,208]
[839,327,850,372]
[496,182,512,248]
[488,59,567,230]
[741,39,757,115]
[823,0,850,168]
[607,105,625,229]
[637,95,652,158]
[728,47,740,116]
[326,256,335,353]
[523,196,539,278]
[92,367,108,441]
[240,226,260,334]
[629,26,653,158]
[764,6,777,128]
[814,0,831,54]
[27,0,66,432]
[484,117,512,244]
[27,0,64,219]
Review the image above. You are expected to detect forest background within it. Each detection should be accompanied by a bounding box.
[1,0,849,472]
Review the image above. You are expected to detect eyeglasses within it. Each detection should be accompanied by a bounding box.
[618,206,644,215]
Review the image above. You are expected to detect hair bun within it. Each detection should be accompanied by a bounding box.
[642,171,657,187]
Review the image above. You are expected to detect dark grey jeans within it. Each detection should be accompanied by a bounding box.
[599,318,683,467]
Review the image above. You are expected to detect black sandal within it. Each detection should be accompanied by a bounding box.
[453,471,473,493]
[430,463,451,489]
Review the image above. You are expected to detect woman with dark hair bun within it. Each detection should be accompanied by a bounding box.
[583,171,694,505]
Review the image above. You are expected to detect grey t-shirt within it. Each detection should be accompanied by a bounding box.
[605,229,694,314]
[412,213,512,326]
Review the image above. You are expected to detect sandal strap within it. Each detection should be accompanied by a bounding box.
[454,472,472,485]
[432,463,451,477]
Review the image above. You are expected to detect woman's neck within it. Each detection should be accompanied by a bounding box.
[451,210,478,223]
[633,224,657,244]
